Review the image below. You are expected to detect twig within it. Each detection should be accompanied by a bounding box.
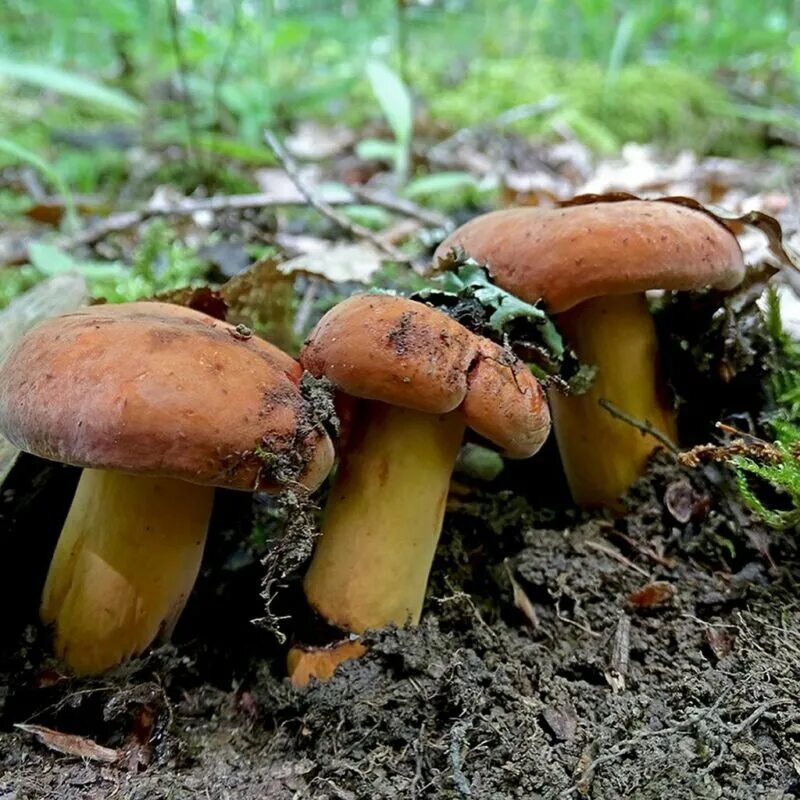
[428,96,562,164]
[604,614,630,693]
[264,129,412,263]
[727,699,790,735]
[556,598,601,638]
[449,720,472,798]
[293,278,320,337]
[598,398,679,454]
[166,0,202,170]
[409,722,426,800]
[561,690,733,797]
[607,529,676,569]
[348,185,452,228]
[584,540,650,578]
[0,188,426,266]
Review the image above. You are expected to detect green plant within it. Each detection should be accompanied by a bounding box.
[0,221,209,310]
[705,287,800,530]
[357,59,413,185]
[731,423,800,530]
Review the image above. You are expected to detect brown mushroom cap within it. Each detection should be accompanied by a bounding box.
[0,302,333,492]
[434,200,745,313]
[300,294,550,458]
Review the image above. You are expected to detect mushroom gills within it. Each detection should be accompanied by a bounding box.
[549,293,676,509]
[303,401,466,633]
[41,468,214,675]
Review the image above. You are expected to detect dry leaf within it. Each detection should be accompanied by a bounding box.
[278,241,384,284]
[15,724,120,763]
[151,285,228,320]
[704,627,735,661]
[626,581,676,610]
[541,705,578,742]
[504,561,539,627]
[221,257,297,353]
[285,122,356,160]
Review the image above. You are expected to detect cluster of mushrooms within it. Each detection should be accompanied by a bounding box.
[0,198,745,685]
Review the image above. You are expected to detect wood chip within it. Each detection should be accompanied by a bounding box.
[604,614,631,693]
[15,724,120,763]
[504,560,539,627]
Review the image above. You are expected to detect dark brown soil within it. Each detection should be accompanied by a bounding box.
[2,449,800,800]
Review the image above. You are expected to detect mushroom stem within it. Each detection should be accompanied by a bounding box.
[303,401,466,633]
[549,293,676,509]
[41,469,214,675]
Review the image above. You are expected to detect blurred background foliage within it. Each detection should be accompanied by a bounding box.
[1,0,799,203]
[1,0,799,312]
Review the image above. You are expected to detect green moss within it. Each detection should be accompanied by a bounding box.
[416,57,755,155]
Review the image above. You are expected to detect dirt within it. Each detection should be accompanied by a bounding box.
[1,441,800,800]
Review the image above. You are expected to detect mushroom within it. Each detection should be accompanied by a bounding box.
[0,301,334,675]
[291,294,550,683]
[435,199,745,509]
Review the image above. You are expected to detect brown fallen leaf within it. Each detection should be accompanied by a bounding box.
[626,580,676,609]
[221,257,297,353]
[704,627,735,661]
[15,723,121,763]
[541,705,578,742]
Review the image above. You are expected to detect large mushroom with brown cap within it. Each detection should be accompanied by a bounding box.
[0,301,334,675]
[291,293,550,684]
[435,198,745,509]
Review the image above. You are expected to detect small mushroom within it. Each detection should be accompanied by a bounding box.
[292,294,550,683]
[0,301,334,675]
[435,199,745,509]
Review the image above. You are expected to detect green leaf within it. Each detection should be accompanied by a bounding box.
[413,261,566,364]
[365,59,412,184]
[404,171,478,199]
[341,205,393,230]
[0,59,142,118]
[355,138,401,165]
[27,242,77,275]
[28,243,126,281]
[365,60,412,147]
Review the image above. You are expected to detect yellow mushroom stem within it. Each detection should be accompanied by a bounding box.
[303,401,466,635]
[548,293,677,510]
[41,468,215,676]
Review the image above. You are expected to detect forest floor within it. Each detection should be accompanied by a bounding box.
[1,125,799,799]
[2,451,800,800]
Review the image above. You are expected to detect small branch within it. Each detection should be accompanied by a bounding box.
[264,129,412,264]
[598,398,679,454]
[348,185,452,229]
[604,614,630,693]
[449,720,472,798]
[166,0,202,170]
[0,188,432,266]
[561,691,733,797]
[585,540,650,578]
[428,95,562,167]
